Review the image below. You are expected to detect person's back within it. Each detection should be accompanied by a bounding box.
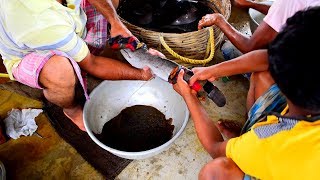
[264,0,320,32]
[174,6,320,179]
[226,6,320,179]
[227,107,320,179]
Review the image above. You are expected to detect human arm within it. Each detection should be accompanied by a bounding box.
[173,70,228,158]
[234,0,271,15]
[87,0,133,38]
[189,49,268,85]
[78,47,165,80]
[79,52,152,80]
[198,14,277,53]
[22,27,148,80]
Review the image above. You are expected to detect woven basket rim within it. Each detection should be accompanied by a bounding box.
[118,0,232,35]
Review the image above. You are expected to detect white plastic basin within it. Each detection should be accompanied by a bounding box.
[83,77,189,159]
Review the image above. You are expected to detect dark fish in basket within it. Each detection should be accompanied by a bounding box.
[120,44,226,107]
[118,0,215,33]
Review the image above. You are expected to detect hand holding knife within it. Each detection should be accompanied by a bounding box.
[120,43,226,107]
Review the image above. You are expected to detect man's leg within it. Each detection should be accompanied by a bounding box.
[39,55,85,131]
[216,71,276,138]
[241,71,286,133]
[247,71,275,110]
[199,157,244,180]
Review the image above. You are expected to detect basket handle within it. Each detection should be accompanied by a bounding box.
[159,27,215,65]
[0,73,9,78]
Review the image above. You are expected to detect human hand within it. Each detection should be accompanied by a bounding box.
[189,67,218,86]
[148,48,166,58]
[233,0,251,8]
[140,66,153,80]
[173,70,197,98]
[110,21,136,39]
[198,13,224,30]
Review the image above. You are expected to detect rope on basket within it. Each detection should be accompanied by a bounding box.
[0,73,9,78]
[159,26,215,65]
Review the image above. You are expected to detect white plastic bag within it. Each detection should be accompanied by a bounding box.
[4,108,43,139]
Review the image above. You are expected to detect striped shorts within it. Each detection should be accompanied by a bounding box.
[241,84,287,134]
[241,84,287,180]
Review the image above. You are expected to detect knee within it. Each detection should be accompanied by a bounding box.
[40,55,76,89]
[199,158,230,180]
[199,157,244,180]
[251,71,274,85]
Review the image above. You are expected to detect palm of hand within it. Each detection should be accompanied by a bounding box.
[198,13,221,29]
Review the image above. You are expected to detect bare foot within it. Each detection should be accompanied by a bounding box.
[215,119,243,139]
[63,105,86,131]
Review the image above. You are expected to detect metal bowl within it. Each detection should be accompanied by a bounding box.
[248,1,274,33]
[83,77,189,159]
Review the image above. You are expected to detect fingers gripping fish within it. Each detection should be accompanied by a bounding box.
[120,44,226,107]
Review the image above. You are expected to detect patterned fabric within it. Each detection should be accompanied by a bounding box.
[0,0,111,100]
[12,50,89,100]
[108,35,139,51]
[254,117,298,138]
[240,84,287,180]
[243,174,258,180]
[241,84,287,134]
[0,0,89,79]
[81,0,109,55]
[227,106,320,179]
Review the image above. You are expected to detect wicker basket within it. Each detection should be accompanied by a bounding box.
[119,0,231,67]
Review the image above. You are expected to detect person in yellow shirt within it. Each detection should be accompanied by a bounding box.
[173,6,320,179]
[0,0,166,131]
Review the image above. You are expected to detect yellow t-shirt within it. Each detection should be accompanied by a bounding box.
[0,0,89,79]
[226,106,320,179]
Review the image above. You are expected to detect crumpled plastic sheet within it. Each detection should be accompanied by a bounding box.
[4,108,43,139]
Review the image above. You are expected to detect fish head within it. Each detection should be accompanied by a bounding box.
[120,47,179,82]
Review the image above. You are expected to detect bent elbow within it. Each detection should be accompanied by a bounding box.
[241,42,257,53]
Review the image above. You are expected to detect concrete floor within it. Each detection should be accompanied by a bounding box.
[117,6,251,179]
[117,77,249,180]
[0,90,105,180]
[0,3,254,180]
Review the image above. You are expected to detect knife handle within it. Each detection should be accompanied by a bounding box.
[182,69,202,92]
[182,68,226,107]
